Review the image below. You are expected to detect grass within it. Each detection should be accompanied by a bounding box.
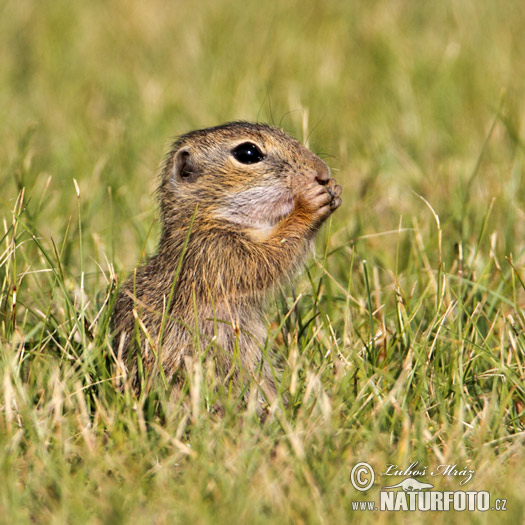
[1,0,525,522]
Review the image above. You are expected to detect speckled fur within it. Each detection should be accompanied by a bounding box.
[112,121,342,397]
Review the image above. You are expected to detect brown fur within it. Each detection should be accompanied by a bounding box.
[112,121,342,398]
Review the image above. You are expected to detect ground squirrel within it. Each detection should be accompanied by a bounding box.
[112,121,342,400]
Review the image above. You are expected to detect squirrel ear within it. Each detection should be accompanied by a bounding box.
[172,148,198,182]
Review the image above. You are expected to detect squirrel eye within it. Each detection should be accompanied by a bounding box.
[231,142,264,164]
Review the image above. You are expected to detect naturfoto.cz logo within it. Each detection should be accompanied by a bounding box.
[350,461,507,513]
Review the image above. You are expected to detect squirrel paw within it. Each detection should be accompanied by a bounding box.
[326,178,342,211]
[300,178,342,223]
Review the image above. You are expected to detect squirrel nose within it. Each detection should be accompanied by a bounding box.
[314,160,331,185]
[316,173,329,185]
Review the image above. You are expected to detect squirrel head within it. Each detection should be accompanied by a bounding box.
[159,121,330,231]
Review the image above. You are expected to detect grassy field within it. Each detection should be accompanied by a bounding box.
[1,0,525,522]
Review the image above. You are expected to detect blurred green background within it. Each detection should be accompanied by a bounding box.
[1,0,525,522]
